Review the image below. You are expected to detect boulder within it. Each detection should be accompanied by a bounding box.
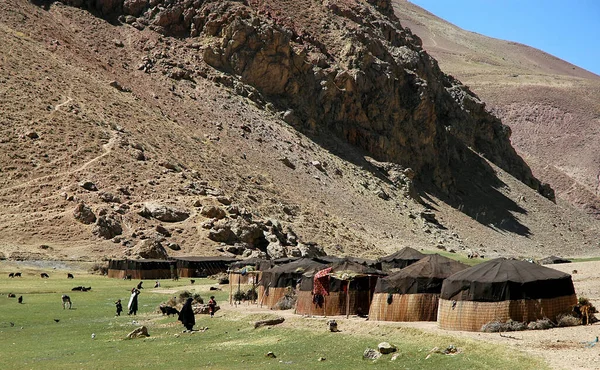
[363,348,382,360]
[266,242,286,259]
[295,242,326,258]
[378,342,397,354]
[155,225,171,237]
[140,202,189,222]
[278,157,296,170]
[99,192,121,203]
[208,224,237,244]
[73,203,96,224]
[79,181,98,191]
[92,215,122,239]
[201,206,226,220]
[166,243,181,251]
[126,326,149,339]
[123,0,147,16]
[136,239,168,259]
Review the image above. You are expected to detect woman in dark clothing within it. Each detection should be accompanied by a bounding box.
[178,297,195,332]
[128,288,140,315]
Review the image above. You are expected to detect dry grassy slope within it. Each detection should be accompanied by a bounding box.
[393,0,600,217]
[0,0,598,262]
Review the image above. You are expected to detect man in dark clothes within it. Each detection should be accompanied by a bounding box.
[115,299,123,316]
[178,297,195,332]
[128,288,140,315]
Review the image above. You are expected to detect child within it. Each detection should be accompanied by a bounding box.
[115,299,123,316]
[208,296,217,318]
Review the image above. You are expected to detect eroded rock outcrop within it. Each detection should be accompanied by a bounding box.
[56,0,552,202]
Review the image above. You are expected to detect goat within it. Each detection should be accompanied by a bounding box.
[14,272,21,277]
[8,273,14,278]
[62,295,72,309]
[67,273,74,279]
[71,286,92,292]
[159,305,179,317]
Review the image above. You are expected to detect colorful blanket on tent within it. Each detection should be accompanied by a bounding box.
[313,267,332,296]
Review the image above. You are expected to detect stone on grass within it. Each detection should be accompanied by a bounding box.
[378,342,397,354]
[127,326,149,339]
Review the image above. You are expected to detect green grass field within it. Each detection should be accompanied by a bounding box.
[0,264,548,369]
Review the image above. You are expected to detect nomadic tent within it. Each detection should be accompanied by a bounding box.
[258,258,327,309]
[228,257,298,304]
[173,256,237,277]
[369,254,469,321]
[295,259,386,317]
[107,259,176,279]
[438,258,577,331]
[378,247,425,271]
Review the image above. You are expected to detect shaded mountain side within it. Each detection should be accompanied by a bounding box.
[0,0,598,262]
[393,0,600,217]
[52,0,551,200]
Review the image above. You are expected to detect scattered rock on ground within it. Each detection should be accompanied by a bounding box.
[378,342,397,354]
[363,348,382,360]
[73,203,96,224]
[127,326,149,339]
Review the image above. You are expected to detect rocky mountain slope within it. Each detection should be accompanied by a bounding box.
[0,0,598,262]
[393,0,600,217]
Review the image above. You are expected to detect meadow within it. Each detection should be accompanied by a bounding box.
[0,262,548,369]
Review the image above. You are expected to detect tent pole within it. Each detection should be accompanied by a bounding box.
[229,271,233,305]
[346,280,351,319]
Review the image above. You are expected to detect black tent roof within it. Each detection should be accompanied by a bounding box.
[378,247,425,263]
[327,259,386,278]
[108,259,175,270]
[173,256,237,262]
[375,254,469,294]
[265,258,328,275]
[440,258,576,302]
[261,258,328,288]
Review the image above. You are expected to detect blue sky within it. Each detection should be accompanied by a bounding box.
[409,0,600,76]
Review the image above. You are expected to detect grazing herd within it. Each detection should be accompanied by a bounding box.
[6,272,84,309]
[8,272,75,279]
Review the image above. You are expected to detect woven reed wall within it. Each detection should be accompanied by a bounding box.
[437,294,577,331]
[228,272,260,285]
[228,272,261,303]
[369,293,440,321]
[295,290,372,316]
[107,269,171,280]
[257,287,288,309]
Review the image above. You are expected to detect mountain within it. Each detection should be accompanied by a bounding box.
[393,0,600,217]
[0,0,598,262]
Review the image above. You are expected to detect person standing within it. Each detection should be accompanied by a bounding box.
[128,288,140,315]
[115,299,123,316]
[178,297,195,332]
[208,296,217,318]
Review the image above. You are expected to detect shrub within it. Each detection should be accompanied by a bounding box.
[274,287,297,310]
[527,318,554,330]
[481,320,526,333]
[579,297,592,306]
[557,313,581,327]
[174,290,203,305]
[89,263,108,275]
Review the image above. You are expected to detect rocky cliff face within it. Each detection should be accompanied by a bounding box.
[57,0,550,199]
